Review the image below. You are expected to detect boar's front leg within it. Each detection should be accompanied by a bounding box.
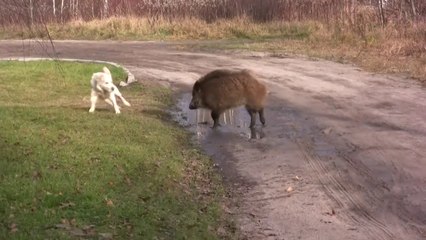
[259,108,266,126]
[211,110,221,128]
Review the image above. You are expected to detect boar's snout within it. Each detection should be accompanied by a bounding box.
[189,99,197,110]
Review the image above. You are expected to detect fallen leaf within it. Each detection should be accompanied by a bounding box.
[10,223,18,233]
[223,206,233,214]
[116,165,125,174]
[105,199,114,207]
[323,127,332,135]
[124,176,132,185]
[70,219,77,226]
[32,171,42,180]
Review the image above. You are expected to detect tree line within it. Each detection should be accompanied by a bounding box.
[0,0,424,27]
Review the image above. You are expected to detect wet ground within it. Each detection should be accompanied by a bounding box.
[1,40,425,240]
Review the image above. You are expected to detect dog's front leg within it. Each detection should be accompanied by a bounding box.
[104,98,121,110]
[109,95,121,114]
[89,92,98,113]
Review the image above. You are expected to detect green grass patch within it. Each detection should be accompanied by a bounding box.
[0,61,232,239]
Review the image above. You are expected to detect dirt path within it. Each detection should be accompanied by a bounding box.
[1,40,425,240]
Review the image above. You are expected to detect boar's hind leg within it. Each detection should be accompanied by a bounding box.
[246,108,257,128]
[259,108,266,126]
[211,111,221,128]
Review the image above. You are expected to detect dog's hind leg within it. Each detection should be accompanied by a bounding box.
[89,92,98,113]
[114,89,131,107]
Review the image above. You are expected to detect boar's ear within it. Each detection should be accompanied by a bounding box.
[193,81,201,93]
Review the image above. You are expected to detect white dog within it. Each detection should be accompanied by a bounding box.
[89,66,131,114]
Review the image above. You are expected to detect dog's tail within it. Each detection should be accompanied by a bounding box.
[103,66,111,75]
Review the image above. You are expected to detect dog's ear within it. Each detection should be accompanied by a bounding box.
[103,67,111,75]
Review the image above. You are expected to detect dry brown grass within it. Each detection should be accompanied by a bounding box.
[1,16,314,41]
[1,16,424,81]
[226,21,426,82]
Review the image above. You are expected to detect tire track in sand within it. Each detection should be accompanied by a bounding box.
[296,141,395,240]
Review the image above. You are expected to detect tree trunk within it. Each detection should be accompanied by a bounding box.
[103,0,108,19]
[71,0,76,19]
[60,0,64,22]
[75,0,78,18]
[30,0,34,25]
[53,0,56,17]
[351,0,356,25]
[378,0,385,27]
[410,0,417,19]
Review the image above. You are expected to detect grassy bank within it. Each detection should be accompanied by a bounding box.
[0,61,233,239]
[1,17,424,81]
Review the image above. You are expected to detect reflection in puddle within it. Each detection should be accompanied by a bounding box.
[195,109,241,127]
[172,93,266,140]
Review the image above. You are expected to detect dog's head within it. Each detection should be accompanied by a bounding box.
[92,67,115,93]
[98,75,115,93]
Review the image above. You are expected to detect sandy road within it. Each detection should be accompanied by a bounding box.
[1,40,425,240]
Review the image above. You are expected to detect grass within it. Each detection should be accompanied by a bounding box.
[189,21,426,82]
[0,61,233,239]
[0,17,314,41]
[1,16,424,81]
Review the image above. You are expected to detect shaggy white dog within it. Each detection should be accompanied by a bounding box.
[89,66,131,114]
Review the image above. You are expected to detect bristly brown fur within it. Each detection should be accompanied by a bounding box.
[189,69,267,128]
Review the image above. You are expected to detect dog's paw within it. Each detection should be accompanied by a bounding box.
[115,110,121,114]
[124,101,131,107]
[89,108,95,113]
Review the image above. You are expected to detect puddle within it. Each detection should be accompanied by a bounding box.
[171,93,266,140]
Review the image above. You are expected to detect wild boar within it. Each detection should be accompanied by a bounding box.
[189,69,267,128]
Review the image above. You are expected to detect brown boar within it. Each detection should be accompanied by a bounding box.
[189,69,267,128]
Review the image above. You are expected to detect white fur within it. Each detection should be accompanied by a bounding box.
[89,66,131,114]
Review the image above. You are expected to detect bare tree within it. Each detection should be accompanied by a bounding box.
[378,0,386,26]
[103,0,108,19]
[30,0,34,25]
[75,0,79,18]
[60,0,64,22]
[410,0,417,19]
[52,0,56,18]
[92,1,95,19]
